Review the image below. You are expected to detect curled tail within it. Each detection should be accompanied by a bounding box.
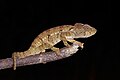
[12,51,26,70]
[12,46,46,70]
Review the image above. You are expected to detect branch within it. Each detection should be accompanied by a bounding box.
[0,44,80,70]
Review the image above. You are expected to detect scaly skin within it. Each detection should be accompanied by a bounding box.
[12,23,97,70]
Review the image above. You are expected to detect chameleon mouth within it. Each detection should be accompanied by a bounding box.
[84,27,97,38]
[83,24,97,37]
[91,27,97,35]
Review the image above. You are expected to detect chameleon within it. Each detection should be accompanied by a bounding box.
[12,23,97,70]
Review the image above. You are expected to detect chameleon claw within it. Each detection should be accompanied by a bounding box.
[80,43,84,49]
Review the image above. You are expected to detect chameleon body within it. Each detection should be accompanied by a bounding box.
[12,23,97,70]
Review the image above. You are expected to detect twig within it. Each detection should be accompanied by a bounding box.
[0,44,80,70]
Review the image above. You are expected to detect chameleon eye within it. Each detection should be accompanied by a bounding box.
[70,29,74,31]
[69,27,75,31]
[74,23,84,26]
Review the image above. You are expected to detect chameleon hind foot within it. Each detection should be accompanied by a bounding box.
[51,47,61,55]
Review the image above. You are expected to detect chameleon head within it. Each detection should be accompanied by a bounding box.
[71,23,97,38]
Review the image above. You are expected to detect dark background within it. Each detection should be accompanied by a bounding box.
[0,0,116,80]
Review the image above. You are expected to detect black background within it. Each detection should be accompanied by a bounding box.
[0,0,116,80]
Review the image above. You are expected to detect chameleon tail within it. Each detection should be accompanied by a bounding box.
[12,51,26,70]
[12,45,46,70]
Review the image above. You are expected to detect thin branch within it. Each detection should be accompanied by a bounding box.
[0,44,80,70]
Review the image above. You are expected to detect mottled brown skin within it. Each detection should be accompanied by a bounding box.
[12,23,97,70]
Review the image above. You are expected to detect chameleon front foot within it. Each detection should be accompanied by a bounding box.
[73,41,84,49]
[67,39,84,49]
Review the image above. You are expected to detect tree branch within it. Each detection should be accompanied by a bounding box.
[0,44,80,70]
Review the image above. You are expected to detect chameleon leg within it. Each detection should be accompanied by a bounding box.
[51,47,60,55]
[43,41,61,55]
[67,39,84,49]
[60,33,71,47]
[60,31,80,48]
[67,38,84,49]
[62,39,71,47]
